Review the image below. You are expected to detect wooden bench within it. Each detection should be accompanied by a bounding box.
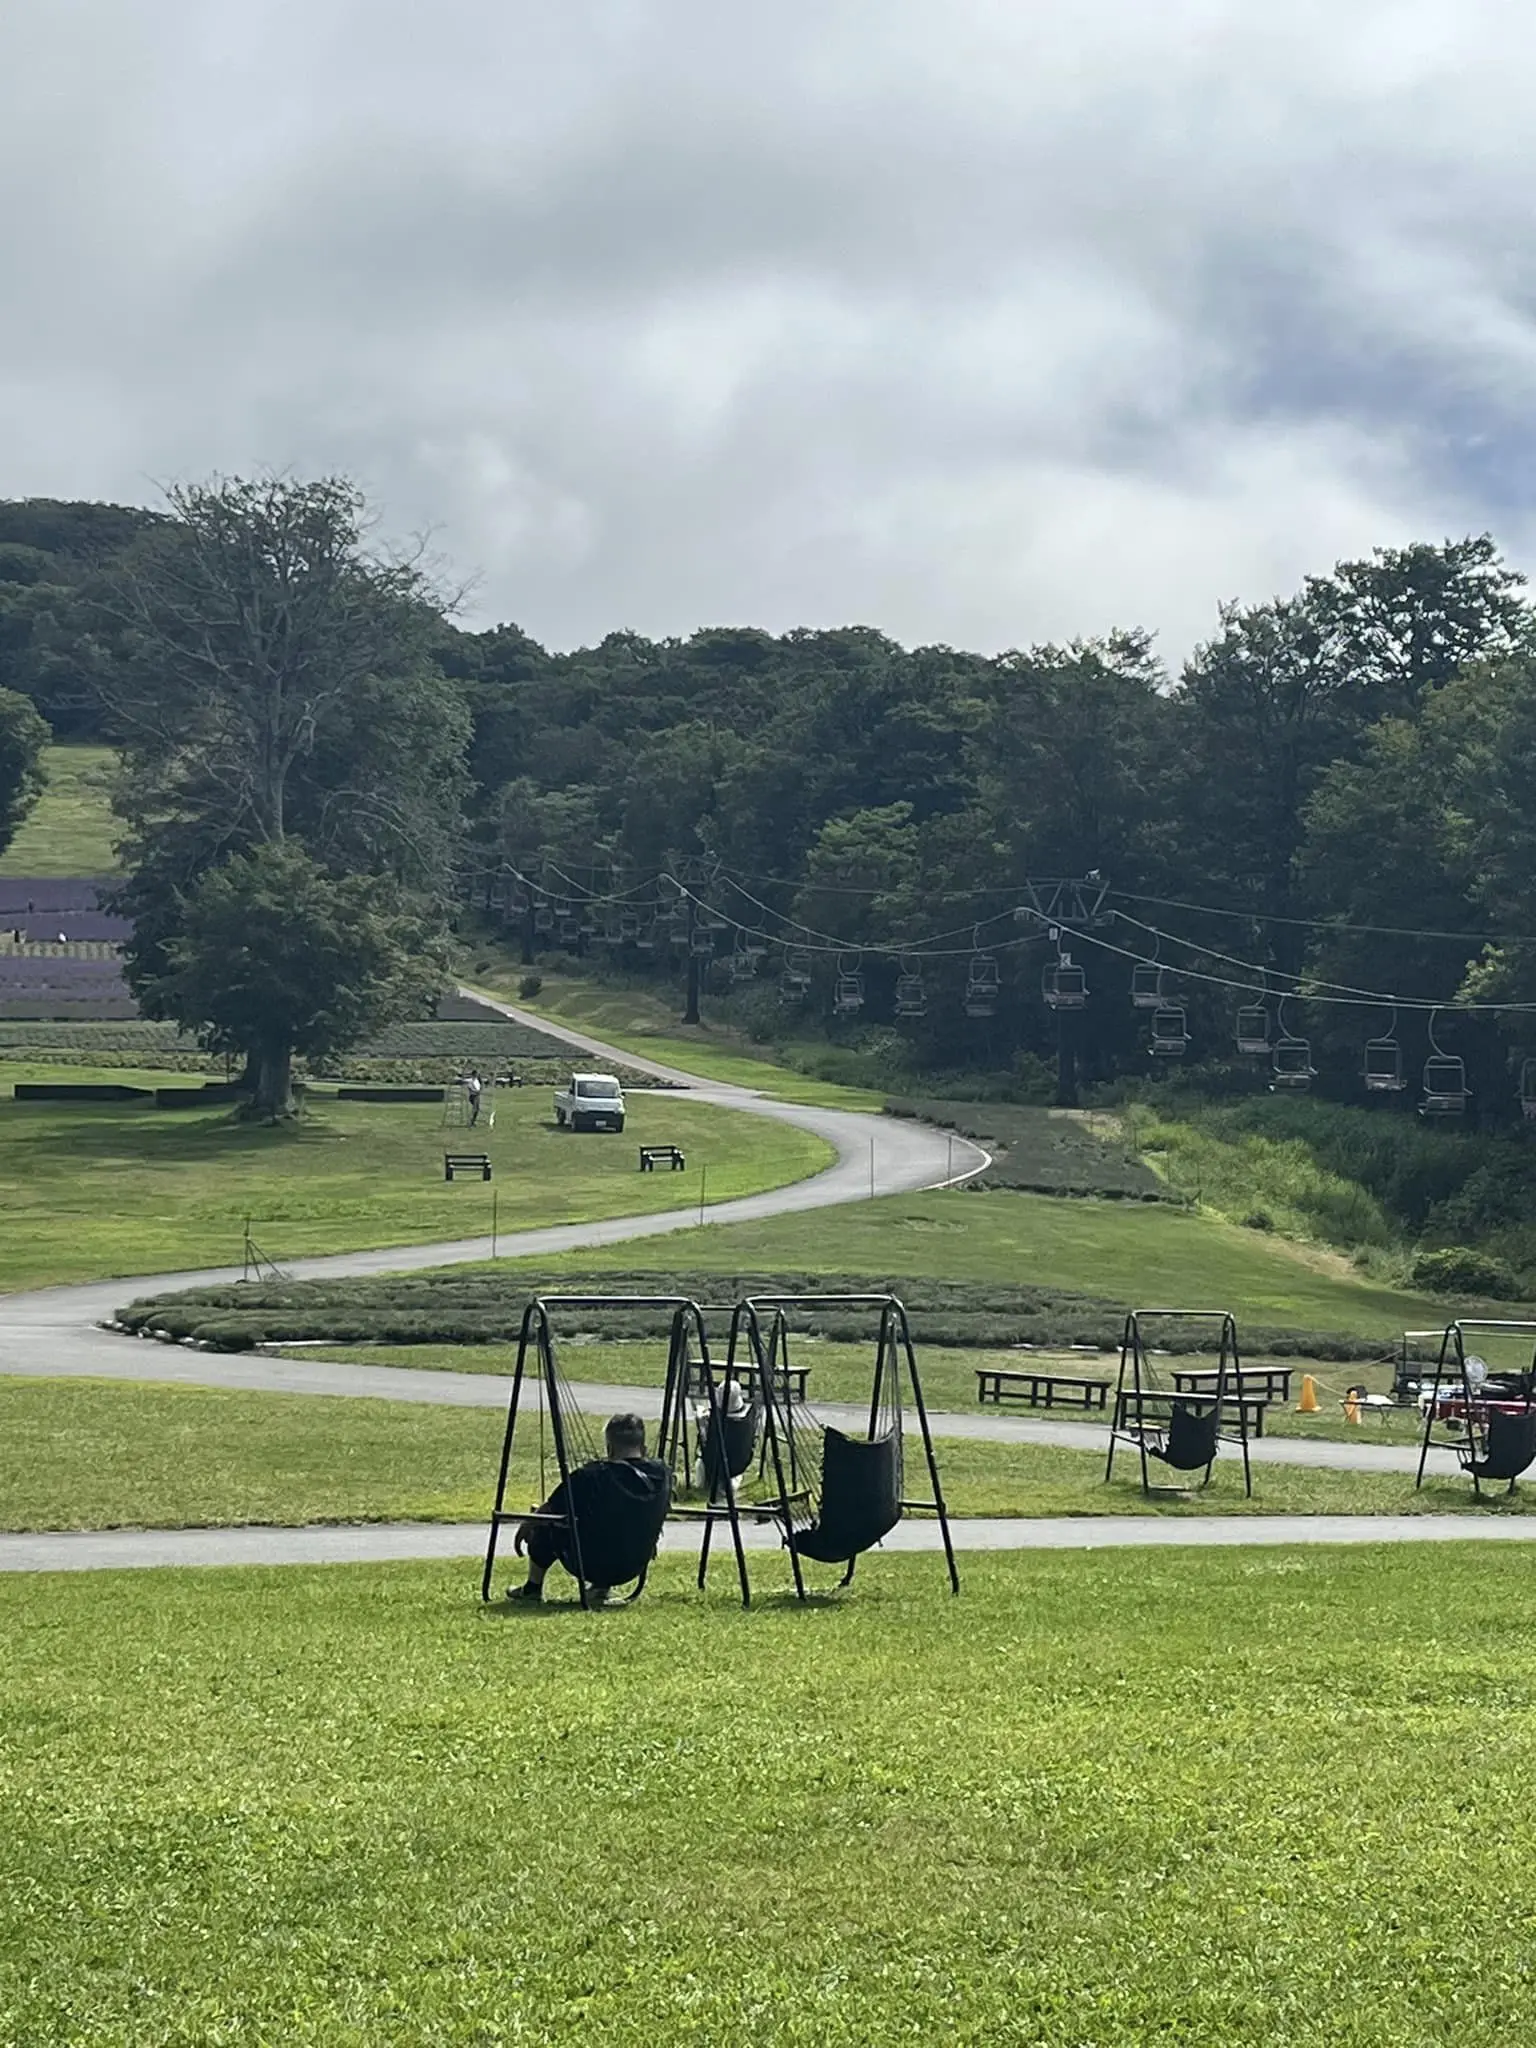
[686,1361,811,1401]
[976,1366,1110,1411]
[444,1152,492,1182]
[1115,1388,1271,1438]
[1172,1363,1293,1403]
[639,1144,687,1172]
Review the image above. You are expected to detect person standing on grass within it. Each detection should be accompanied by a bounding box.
[507,1413,673,1606]
[465,1070,484,1125]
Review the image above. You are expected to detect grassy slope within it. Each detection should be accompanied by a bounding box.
[517,1189,1455,1336]
[0,1077,831,1292]
[467,959,884,1107]
[7,1549,1536,2044]
[0,742,118,876]
[0,1377,1518,1528]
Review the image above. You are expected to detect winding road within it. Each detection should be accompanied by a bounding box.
[0,997,1490,1570]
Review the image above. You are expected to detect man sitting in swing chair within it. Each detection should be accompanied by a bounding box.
[506,1412,673,1605]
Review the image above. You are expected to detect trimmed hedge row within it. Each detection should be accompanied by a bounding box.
[115,1266,1390,1363]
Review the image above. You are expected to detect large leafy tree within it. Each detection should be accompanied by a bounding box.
[95,475,469,1117]
[0,686,50,857]
[156,843,442,1114]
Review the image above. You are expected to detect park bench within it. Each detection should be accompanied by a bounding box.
[685,1359,811,1401]
[1171,1362,1293,1404]
[639,1144,687,1172]
[1115,1386,1271,1439]
[975,1366,1110,1411]
[444,1152,492,1182]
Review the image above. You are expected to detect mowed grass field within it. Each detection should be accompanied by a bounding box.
[0,741,119,875]
[0,1077,832,1291]
[6,1548,1536,2044]
[518,1189,1460,1336]
[1,1377,1519,1529]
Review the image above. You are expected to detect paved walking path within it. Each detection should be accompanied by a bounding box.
[5,1513,1532,1575]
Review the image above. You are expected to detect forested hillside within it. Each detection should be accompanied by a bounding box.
[5,495,1536,1122]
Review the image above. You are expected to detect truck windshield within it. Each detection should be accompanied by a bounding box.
[578,1081,620,1097]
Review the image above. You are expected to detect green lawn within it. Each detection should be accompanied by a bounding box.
[0,1078,832,1292]
[0,741,119,875]
[468,963,884,1108]
[7,1548,1536,2044]
[1,1377,1520,1530]
[520,1188,1463,1336]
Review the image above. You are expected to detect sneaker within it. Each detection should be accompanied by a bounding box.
[505,1582,543,1603]
[584,1586,613,1608]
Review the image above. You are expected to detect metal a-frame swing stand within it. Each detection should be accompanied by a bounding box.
[705,1293,960,1601]
[1415,1319,1536,1498]
[1105,1308,1253,1497]
[481,1295,753,1609]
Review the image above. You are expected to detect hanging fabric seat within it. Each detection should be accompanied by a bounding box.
[789,1427,902,1563]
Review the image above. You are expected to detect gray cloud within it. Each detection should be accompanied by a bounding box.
[3,0,1535,661]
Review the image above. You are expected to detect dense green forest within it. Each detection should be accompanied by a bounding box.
[5,494,1536,1122]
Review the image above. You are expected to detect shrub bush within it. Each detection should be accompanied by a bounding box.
[517,974,543,999]
[1409,1247,1521,1299]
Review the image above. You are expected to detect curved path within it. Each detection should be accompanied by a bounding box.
[0,995,988,1378]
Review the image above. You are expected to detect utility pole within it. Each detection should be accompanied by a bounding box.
[683,891,702,1025]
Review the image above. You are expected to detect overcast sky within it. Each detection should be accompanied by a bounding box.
[4,0,1534,662]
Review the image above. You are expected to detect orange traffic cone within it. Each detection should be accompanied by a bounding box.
[1298,1374,1320,1413]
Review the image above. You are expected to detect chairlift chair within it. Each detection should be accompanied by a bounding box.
[964,951,999,1019]
[834,956,865,1015]
[618,910,641,944]
[1043,961,1087,1010]
[894,962,927,1019]
[1234,1004,1271,1055]
[1363,1037,1406,1092]
[689,924,716,956]
[532,901,554,934]
[557,916,582,946]
[1270,1036,1315,1090]
[1130,962,1163,1010]
[1149,1005,1188,1057]
[1420,1056,1469,1117]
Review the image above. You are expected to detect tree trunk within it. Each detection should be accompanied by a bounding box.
[246,1043,296,1121]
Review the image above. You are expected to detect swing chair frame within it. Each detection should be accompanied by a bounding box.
[1105,1309,1253,1497]
[707,1294,960,1600]
[481,1295,752,1608]
[1415,1320,1536,1496]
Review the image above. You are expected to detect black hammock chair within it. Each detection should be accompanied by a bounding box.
[1416,1321,1536,1499]
[1104,1309,1253,1497]
[702,1295,958,1598]
[482,1296,751,1607]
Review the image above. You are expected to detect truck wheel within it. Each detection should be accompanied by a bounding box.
[555,1107,565,1127]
